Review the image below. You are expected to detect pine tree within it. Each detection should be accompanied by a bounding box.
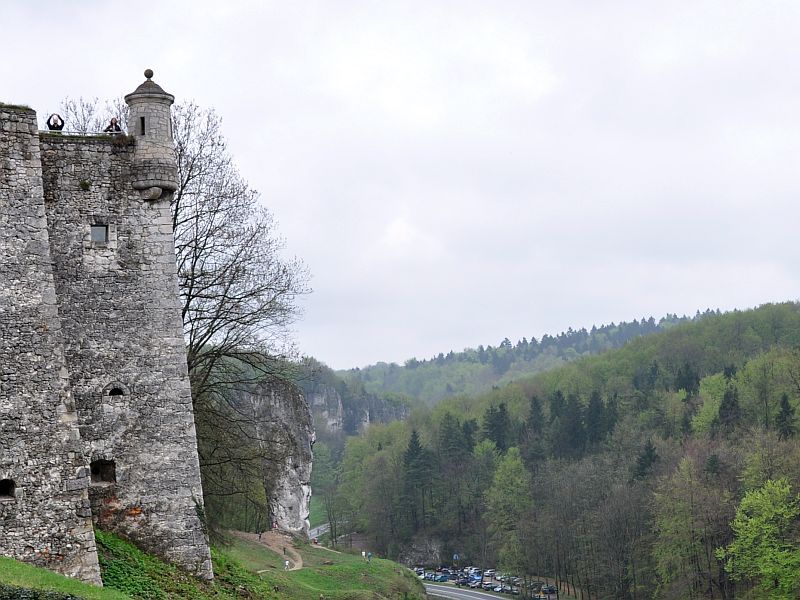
[483,403,511,453]
[675,362,700,396]
[605,393,619,435]
[633,439,659,479]
[585,390,605,446]
[549,390,565,424]
[439,413,467,461]
[462,419,478,453]
[404,430,433,531]
[552,394,585,458]
[717,385,742,434]
[776,393,796,440]
[520,395,545,470]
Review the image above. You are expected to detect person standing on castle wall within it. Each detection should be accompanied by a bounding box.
[104,118,122,133]
[46,114,64,130]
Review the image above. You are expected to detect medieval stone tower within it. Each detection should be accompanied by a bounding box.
[0,71,212,583]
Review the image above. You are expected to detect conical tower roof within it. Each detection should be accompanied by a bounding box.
[125,69,174,103]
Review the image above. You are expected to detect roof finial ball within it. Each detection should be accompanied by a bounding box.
[144,68,154,79]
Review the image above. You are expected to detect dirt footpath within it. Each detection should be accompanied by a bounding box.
[231,529,304,571]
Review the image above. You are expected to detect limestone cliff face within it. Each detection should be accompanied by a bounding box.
[319,384,410,434]
[306,384,344,432]
[299,364,410,436]
[238,379,314,535]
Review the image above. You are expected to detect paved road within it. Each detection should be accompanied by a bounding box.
[424,583,504,600]
[425,583,556,600]
[308,523,330,539]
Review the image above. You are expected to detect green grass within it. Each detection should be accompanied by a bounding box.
[0,535,584,600]
[0,532,424,600]
[218,536,283,572]
[220,536,426,600]
[308,495,326,529]
[0,556,128,599]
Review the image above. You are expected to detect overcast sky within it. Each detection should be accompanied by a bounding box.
[4,1,800,369]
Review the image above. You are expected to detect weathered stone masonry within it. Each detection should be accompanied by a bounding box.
[0,73,212,583]
[0,105,101,585]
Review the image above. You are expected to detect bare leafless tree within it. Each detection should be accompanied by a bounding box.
[52,97,128,133]
[171,102,309,401]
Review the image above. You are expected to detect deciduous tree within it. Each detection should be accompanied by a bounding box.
[718,478,800,598]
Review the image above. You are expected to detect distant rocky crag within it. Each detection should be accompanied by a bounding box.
[297,359,412,436]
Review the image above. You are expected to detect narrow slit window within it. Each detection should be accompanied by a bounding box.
[90,460,116,484]
[140,116,146,136]
[90,224,108,242]
[0,479,15,498]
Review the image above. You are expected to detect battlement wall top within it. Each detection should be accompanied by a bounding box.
[39,131,135,143]
[0,106,38,136]
[39,132,136,153]
[0,103,36,115]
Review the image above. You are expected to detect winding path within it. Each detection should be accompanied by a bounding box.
[230,530,304,571]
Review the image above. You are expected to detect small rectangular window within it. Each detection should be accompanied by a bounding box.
[140,116,146,136]
[90,224,108,242]
[90,460,116,484]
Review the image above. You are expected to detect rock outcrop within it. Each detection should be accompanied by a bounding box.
[233,378,314,535]
[299,361,411,436]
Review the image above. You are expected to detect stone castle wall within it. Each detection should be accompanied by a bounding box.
[0,107,100,583]
[0,75,212,584]
[40,134,211,578]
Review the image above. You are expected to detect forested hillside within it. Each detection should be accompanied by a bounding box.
[315,302,800,599]
[343,313,693,404]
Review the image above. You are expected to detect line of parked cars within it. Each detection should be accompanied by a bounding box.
[414,565,559,597]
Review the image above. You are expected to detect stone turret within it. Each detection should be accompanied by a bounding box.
[124,69,178,200]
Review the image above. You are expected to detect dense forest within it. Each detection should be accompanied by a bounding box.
[313,302,800,599]
[343,313,695,404]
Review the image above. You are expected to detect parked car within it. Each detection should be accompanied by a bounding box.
[528,581,544,590]
[435,574,449,582]
[468,580,482,589]
[454,577,470,586]
[482,581,495,590]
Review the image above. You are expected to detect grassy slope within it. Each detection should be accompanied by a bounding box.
[0,556,128,600]
[0,531,425,600]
